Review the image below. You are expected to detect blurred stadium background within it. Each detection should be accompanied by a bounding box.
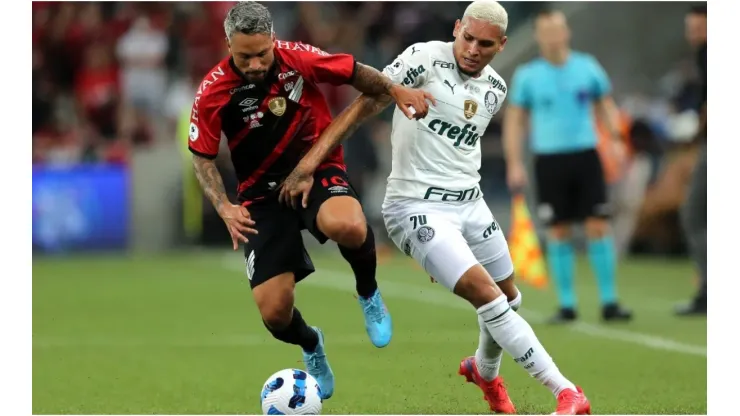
[32,2,707,414]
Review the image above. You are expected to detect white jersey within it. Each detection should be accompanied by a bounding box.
[381,41,508,203]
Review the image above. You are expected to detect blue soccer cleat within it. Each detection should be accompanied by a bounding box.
[302,327,334,400]
[358,289,392,348]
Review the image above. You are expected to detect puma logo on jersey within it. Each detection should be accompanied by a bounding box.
[402,65,426,86]
[427,119,480,148]
[444,80,456,94]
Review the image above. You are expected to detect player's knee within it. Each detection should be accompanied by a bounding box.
[584,217,610,239]
[453,264,503,309]
[317,197,368,248]
[548,224,572,240]
[323,216,367,248]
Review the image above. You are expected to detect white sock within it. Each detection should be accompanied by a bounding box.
[475,292,523,381]
[477,294,576,397]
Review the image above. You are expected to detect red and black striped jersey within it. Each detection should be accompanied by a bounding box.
[187,40,356,205]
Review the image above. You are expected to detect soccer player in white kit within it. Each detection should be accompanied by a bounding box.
[280,1,591,414]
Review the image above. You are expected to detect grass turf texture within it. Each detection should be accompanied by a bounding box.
[33,250,706,414]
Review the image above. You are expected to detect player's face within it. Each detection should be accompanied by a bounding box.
[534,13,570,54]
[453,17,507,76]
[685,14,707,47]
[228,32,275,83]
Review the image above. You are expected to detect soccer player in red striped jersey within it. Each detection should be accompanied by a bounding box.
[187,2,434,399]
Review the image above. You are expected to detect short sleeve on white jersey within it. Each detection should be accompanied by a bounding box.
[382,43,431,88]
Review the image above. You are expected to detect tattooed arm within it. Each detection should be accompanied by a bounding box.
[192,154,258,249]
[351,63,397,96]
[279,93,394,208]
[191,154,230,215]
[301,60,433,167]
[303,93,394,172]
[350,63,434,120]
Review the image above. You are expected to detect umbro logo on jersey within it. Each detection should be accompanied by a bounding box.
[444,80,456,94]
[239,98,259,113]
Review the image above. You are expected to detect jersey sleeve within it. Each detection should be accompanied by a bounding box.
[589,56,612,99]
[276,41,356,86]
[381,43,431,88]
[187,93,223,159]
[509,66,532,109]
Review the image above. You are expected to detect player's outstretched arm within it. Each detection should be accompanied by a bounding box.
[192,155,257,249]
[278,93,393,209]
[351,63,434,120]
[310,93,393,171]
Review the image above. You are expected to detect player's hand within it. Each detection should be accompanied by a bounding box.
[279,165,314,210]
[218,203,258,250]
[506,162,528,193]
[389,85,436,120]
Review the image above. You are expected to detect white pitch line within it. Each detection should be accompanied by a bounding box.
[220,257,707,358]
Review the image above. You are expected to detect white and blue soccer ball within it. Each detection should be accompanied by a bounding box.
[260,368,323,415]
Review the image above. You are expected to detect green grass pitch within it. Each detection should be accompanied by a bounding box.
[33,250,706,414]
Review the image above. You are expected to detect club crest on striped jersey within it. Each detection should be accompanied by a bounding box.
[268,97,286,116]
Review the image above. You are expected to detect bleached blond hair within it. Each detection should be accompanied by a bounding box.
[462,0,509,33]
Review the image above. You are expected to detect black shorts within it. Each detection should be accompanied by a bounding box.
[533,149,610,226]
[243,166,359,288]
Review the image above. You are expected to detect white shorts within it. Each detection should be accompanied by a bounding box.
[382,197,514,291]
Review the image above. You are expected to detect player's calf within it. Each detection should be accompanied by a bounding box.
[584,217,632,322]
[473,273,521,384]
[495,275,521,305]
[452,264,505,308]
[318,196,392,347]
[447,264,580,401]
[546,225,578,323]
[253,273,319,353]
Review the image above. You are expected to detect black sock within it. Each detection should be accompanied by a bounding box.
[264,308,319,352]
[339,225,378,298]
